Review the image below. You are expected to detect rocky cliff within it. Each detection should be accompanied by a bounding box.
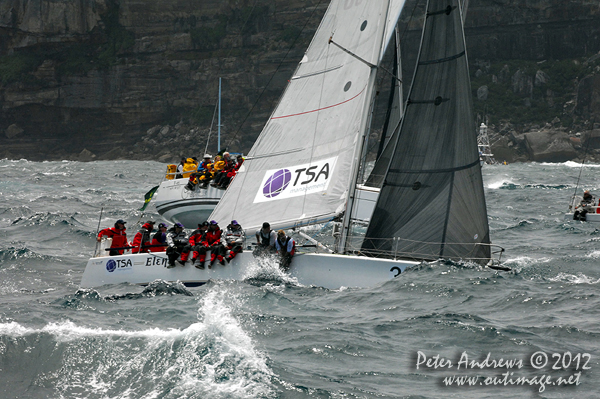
[1,0,599,162]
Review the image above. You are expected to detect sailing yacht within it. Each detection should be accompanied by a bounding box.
[210,0,498,283]
[81,0,500,289]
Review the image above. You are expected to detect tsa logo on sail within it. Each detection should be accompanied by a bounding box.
[254,157,337,203]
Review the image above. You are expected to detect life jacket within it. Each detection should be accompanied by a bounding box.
[197,161,211,171]
[188,228,207,246]
[205,228,222,246]
[225,225,245,245]
[258,229,274,246]
[166,164,177,180]
[182,158,198,178]
[276,236,295,255]
[227,159,244,178]
[167,228,188,247]
[213,160,226,172]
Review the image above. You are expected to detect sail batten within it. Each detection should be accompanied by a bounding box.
[362,0,491,264]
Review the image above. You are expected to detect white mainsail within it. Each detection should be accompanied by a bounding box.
[210,0,407,233]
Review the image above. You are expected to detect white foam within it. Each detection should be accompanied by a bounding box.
[503,256,552,268]
[586,250,600,258]
[560,161,600,168]
[548,272,600,285]
[487,179,514,189]
[1,287,276,398]
[241,254,300,286]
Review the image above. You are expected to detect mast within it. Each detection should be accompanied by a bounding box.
[337,2,392,254]
[218,77,222,153]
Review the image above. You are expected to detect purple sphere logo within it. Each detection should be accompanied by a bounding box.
[263,169,292,198]
[106,259,116,272]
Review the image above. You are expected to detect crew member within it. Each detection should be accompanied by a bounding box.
[176,158,186,179]
[97,219,129,256]
[275,229,295,270]
[254,222,276,256]
[132,220,155,253]
[150,222,168,252]
[187,221,210,269]
[224,220,245,262]
[166,222,188,267]
[575,190,596,221]
[218,155,244,189]
[205,220,226,266]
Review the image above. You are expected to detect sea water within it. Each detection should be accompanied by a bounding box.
[0,159,599,398]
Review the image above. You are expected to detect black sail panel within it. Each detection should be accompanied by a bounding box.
[362,0,491,263]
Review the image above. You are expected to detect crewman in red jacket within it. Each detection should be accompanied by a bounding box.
[205,220,225,266]
[187,221,209,268]
[149,223,168,252]
[97,219,129,256]
[132,220,155,253]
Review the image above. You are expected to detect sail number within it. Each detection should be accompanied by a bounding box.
[390,266,401,277]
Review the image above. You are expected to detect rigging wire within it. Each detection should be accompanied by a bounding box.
[203,100,219,156]
[195,0,261,154]
[220,0,325,218]
[570,119,596,211]
[224,0,325,150]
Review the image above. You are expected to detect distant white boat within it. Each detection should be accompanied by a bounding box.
[564,194,600,223]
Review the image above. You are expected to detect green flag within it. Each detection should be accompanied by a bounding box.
[139,185,159,211]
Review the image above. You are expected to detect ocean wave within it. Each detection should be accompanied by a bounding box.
[502,256,553,268]
[547,272,600,285]
[241,255,300,287]
[489,181,572,190]
[0,287,276,398]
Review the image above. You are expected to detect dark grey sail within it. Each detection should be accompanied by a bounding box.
[361,0,491,263]
[366,29,404,189]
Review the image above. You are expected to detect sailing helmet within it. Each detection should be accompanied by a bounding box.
[158,222,168,229]
[174,222,184,228]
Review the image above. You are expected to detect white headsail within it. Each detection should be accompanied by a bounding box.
[210,0,408,233]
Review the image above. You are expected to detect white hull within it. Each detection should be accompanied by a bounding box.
[153,178,224,228]
[564,212,600,223]
[81,251,418,289]
[153,178,379,227]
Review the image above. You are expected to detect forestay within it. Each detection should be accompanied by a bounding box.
[210,0,408,233]
[361,0,491,263]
